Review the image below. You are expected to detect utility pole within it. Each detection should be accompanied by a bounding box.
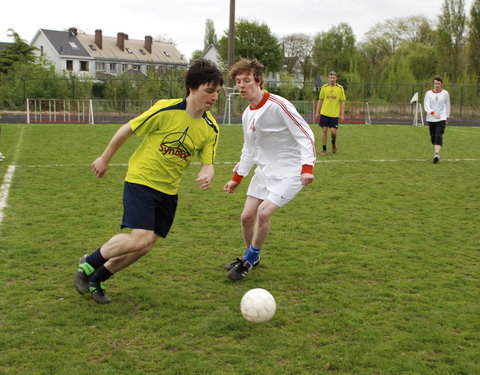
[227,0,235,87]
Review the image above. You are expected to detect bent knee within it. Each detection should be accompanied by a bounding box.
[256,207,274,223]
[131,230,157,252]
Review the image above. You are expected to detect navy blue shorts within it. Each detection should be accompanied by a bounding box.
[121,182,178,238]
[319,115,339,129]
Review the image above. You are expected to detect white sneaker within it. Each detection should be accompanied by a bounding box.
[0,153,4,161]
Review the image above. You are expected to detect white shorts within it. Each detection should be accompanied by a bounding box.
[247,170,303,207]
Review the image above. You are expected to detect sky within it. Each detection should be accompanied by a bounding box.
[1,0,475,59]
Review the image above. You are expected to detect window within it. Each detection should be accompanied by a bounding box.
[95,62,106,71]
[66,60,73,71]
[80,61,89,71]
[40,46,44,56]
[89,44,97,51]
[139,49,146,55]
[122,64,128,72]
[110,63,117,73]
[163,51,170,57]
[125,47,133,54]
[69,42,79,50]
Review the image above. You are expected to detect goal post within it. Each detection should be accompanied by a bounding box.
[342,101,371,125]
[222,90,242,125]
[26,99,94,124]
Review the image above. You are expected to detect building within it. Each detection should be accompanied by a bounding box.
[201,44,221,67]
[0,41,12,52]
[30,28,188,78]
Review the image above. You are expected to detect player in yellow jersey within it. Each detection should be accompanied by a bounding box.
[314,71,346,155]
[74,60,223,303]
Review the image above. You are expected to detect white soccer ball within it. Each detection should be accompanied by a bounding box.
[240,288,276,323]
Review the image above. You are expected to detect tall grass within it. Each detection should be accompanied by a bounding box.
[0,123,479,374]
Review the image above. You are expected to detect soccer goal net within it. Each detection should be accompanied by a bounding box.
[343,101,371,125]
[26,99,94,124]
[222,91,243,125]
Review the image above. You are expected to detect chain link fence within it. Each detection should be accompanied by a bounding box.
[1,77,479,125]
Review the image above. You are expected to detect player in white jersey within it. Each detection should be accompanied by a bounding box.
[223,59,316,280]
[424,77,451,163]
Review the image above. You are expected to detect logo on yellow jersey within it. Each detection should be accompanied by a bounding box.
[159,127,194,163]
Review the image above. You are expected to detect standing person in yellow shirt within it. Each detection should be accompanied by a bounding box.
[314,71,346,155]
[73,59,223,304]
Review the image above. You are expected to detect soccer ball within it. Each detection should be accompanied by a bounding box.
[240,288,276,323]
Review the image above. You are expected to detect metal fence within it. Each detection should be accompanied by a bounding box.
[1,77,479,125]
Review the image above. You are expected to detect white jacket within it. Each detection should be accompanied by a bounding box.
[424,89,451,122]
[234,93,316,179]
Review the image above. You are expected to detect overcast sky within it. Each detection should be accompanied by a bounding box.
[1,0,475,59]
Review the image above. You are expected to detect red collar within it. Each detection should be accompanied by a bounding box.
[250,92,270,110]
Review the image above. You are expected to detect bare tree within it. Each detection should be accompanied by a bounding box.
[282,33,313,80]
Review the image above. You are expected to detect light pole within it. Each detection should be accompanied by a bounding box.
[227,0,235,88]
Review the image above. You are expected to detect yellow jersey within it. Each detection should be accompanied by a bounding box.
[319,84,346,118]
[126,98,219,195]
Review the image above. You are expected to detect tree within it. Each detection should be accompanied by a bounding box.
[312,23,356,77]
[282,33,313,81]
[0,29,37,75]
[361,16,434,58]
[190,50,204,62]
[218,19,283,72]
[400,16,436,45]
[358,16,438,83]
[154,33,177,45]
[402,43,438,80]
[467,0,480,80]
[357,38,390,82]
[436,0,467,80]
[204,19,217,50]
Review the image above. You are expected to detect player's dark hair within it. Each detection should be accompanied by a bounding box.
[433,77,443,83]
[185,59,223,97]
[229,59,264,89]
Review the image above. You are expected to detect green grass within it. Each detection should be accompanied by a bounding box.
[0,123,479,375]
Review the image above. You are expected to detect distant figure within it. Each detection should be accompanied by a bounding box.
[314,71,346,155]
[424,77,451,163]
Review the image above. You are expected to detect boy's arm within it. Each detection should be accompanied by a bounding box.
[196,163,215,190]
[91,122,134,178]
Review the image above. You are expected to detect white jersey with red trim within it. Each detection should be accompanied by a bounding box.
[234,92,316,179]
[424,89,451,122]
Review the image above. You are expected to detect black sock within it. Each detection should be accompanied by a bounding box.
[90,265,113,284]
[85,248,107,269]
[322,145,327,151]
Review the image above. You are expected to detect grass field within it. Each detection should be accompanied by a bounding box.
[0,122,479,375]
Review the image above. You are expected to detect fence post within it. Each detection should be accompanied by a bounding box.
[26,98,30,124]
[460,85,464,117]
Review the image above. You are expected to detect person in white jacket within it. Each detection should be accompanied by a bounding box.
[424,77,451,163]
[223,59,316,280]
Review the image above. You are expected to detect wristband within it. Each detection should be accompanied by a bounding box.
[231,172,243,184]
[301,165,314,174]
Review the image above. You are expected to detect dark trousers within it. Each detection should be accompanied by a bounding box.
[428,120,446,146]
